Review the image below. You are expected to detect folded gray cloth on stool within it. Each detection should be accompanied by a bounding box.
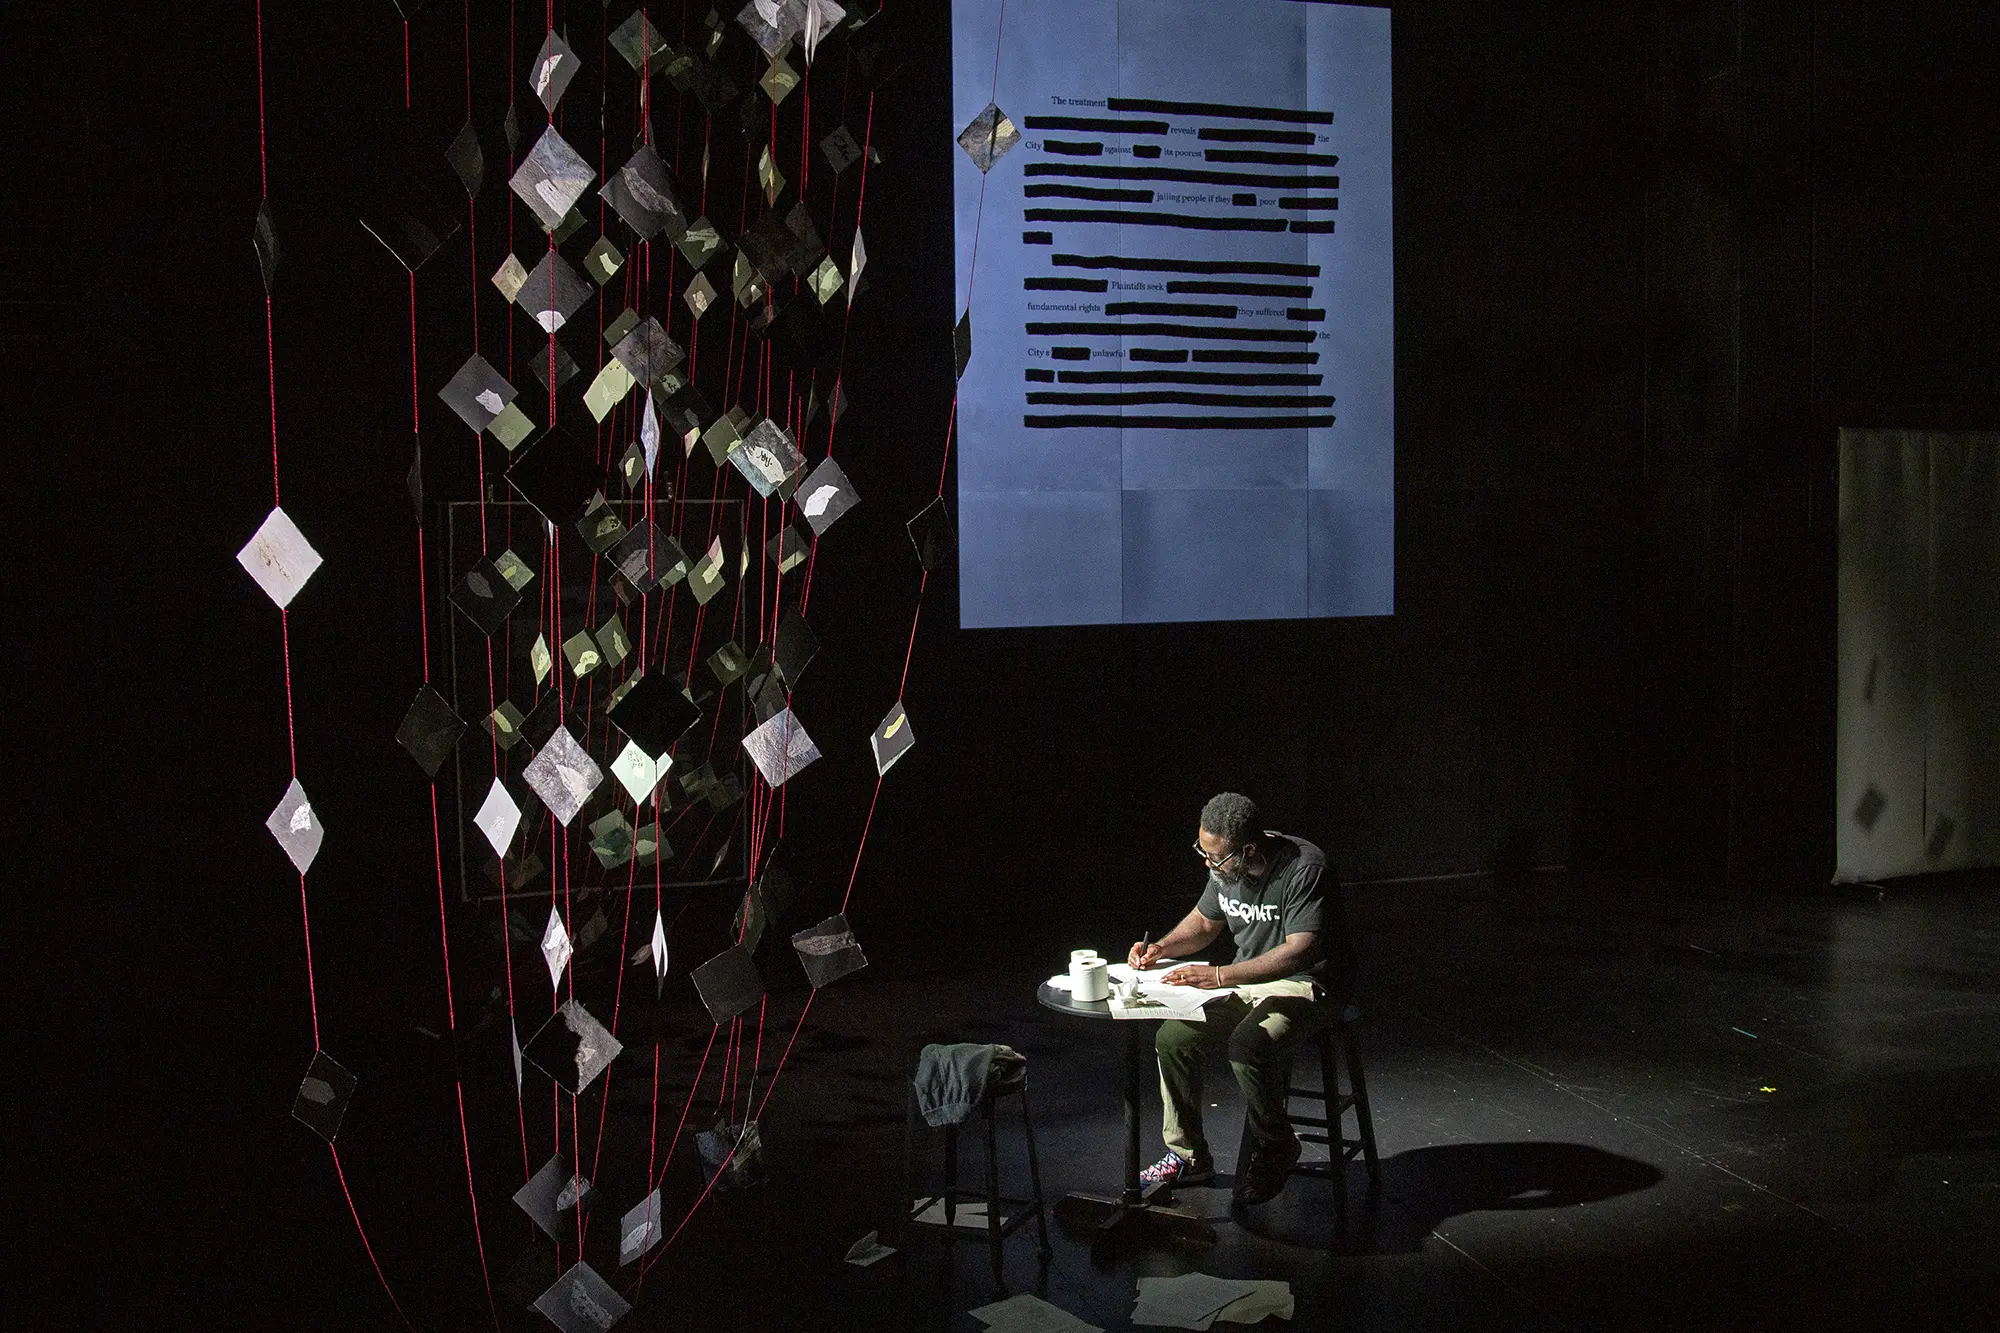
[913,1042,1026,1127]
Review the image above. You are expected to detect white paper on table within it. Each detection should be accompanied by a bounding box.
[1044,973,1075,992]
[969,1291,1104,1333]
[1130,1273,1262,1330]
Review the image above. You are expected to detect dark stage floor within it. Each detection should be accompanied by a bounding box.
[154,870,2000,1332]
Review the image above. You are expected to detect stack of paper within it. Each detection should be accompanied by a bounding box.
[1105,963,1238,1021]
[969,1292,1104,1333]
[1132,1273,1293,1328]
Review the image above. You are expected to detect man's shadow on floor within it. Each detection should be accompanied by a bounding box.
[1228,1142,1663,1252]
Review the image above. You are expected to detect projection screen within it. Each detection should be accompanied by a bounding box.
[951,0,1394,627]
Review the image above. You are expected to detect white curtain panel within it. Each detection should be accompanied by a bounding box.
[1836,430,2000,881]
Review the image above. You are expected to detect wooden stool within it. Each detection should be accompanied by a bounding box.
[1236,1006,1382,1228]
[900,1060,1053,1291]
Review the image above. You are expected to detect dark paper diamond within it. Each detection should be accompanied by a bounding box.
[610,316,685,388]
[706,771,745,813]
[446,119,484,197]
[503,101,521,155]
[792,912,867,988]
[291,1050,356,1143]
[395,685,465,778]
[795,455,857,535]
[438,353,516,433]
[747,671,788,723]
[576,504,628,555]
[953,309,972,379]
[450,558,526,635]
[766,523,810,574]
[871,699,915,775]
[610,10,672,71]
[529,28,581,112]
[589,809,635,869]
[518,248,593,333]
[253,198,280,295]
[513,1154,597,1241]
[506,427,605,526]
[524,998,624,1095]
[690,945,763,1024]
[529,338,580,391]
[675,216,726,270]
[533,1262,631,1333]
[359,146,462,271]
[608,522,688,594]
[908,498,955,571]
[601,142,686,241]
[774,610,818,687]
[708,640,752,687]
[695,1119,766,1191]
[608,670,702,754]
[821,124,862,175]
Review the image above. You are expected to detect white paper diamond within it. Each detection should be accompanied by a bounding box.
[265,778,324,873]
[237,507,323,609]
[473,778,522,856]
[511,1019,524,1096]
[848,228,866,307]
[651,909,670,981]
[611,741,667,805]
[542,905,572,988]
[522,726,603,826]
[742,707,822,787]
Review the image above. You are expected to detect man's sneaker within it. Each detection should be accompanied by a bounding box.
[1233,1133,1302,1205]
[1140,1151,1215,1189]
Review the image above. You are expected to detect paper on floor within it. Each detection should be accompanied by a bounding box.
[1131,1272,1262,1329]
[970,1291,1104,1333]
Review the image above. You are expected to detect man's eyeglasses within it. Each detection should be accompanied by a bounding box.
[1192,842,1243,873]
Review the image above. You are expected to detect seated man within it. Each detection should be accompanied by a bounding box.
[1128,792,1354,1205]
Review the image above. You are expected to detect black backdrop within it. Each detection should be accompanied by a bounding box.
[15,0,1999,1326]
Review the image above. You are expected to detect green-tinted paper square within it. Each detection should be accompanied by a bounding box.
[584,235,625,284]
[487,401,536,450]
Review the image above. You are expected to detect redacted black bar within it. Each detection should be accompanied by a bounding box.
[1025,368,1056,382]
[1289,219,1336,234]
[1044,140,1105,156]
[1026,391,1336,407]
[1278,196,1338,210]
[1024,277,1110,292]
[1104,301,1236,318]
[1232,193,1256,206]
[1025,413,1336,429]
[1057,370,1323,386]
[1206,149,1341,166]
[1056,253,1320,277]
[1132,144,1162,158]
[1286,308,1326,322]
[1198,127,1317,145]
[1026,322,1315,342]
[1024,209,1288,233]
[1193,349,1320,364]
[1027,163,1340,189]
[1105,97,1333,126]
[1129,348,1190,363]
[1168,281,1312,298]
[1022,231,1054,244]
[1024,116,1172,133]
[1050,346,1092,361]
[1023,184,1154,203]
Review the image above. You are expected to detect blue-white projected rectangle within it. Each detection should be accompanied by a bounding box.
[952,0,1393,627]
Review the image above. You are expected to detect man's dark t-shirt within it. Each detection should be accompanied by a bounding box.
[1195,832,1352,995]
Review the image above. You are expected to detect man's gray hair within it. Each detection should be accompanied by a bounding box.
[1200,792,1262,848]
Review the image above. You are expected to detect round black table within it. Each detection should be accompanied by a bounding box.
[1036,979,1219,1255]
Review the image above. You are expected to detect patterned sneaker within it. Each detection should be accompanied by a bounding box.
[1140,1151,1215,1188]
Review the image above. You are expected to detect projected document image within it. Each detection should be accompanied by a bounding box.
[952,0,1393,627]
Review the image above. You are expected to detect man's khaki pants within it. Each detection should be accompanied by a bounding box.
[1155,980,1341,1162]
